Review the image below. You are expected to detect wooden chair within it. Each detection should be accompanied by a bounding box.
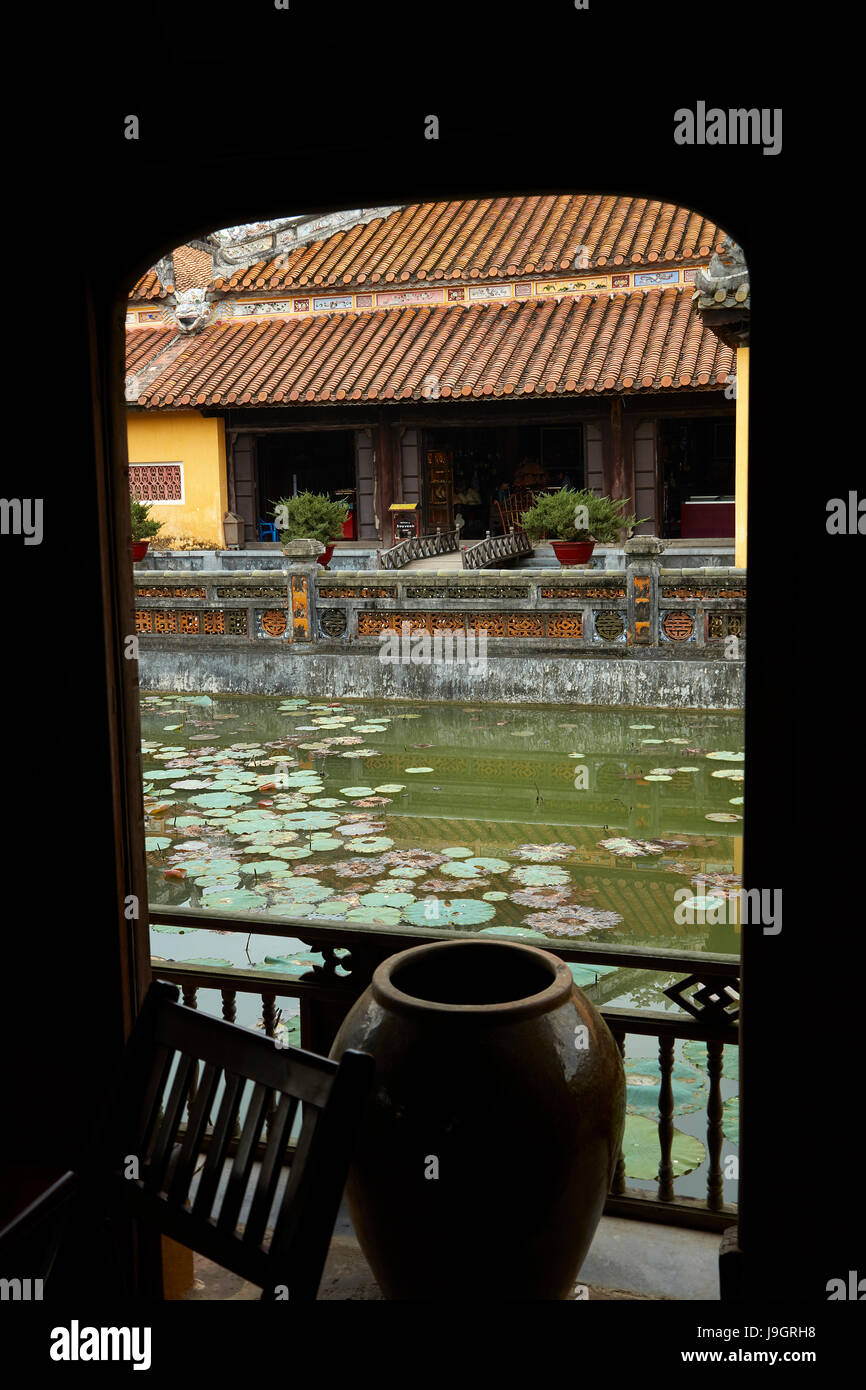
[75,982,374,1301]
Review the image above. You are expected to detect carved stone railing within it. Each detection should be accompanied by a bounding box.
[377,527,461,570]
[150,904,739,1232]
[134,543,747,705]
[461,527,534,569]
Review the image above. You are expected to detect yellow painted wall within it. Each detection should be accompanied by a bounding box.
[126,411,227,548]
[735,347,749,569]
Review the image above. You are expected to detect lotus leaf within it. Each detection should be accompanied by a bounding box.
[309,798,345,808]
[624,1058,706,1116]
[729,797,744,805]
[360,892,416,908]
[509,866,571,887]
[404,767,433,773]
[188,792,252,808]
[197,889,263,910]
[345,837,394,853]
[442,847,473,859]
[239,861,293,876]
[403,899,495,927]
[269,847,313,860]
[622,1113,706,1180]
[282,812,341,830]
[169,779,215,790]
[340,786,375,797]
[682,1041,739,1081]
[705,813,742,822]
[440,861,488,879]
[307,835,344,852]
[375,784,406,793]
[644,775,672,782]
[344,906,403,925]
[482,892,508,901]
[145,836,172,852]
[705,751,745,761]
[463,857,510,874]
[722,1095,739,1144]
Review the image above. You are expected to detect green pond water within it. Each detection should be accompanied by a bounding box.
[143,691,743,1201]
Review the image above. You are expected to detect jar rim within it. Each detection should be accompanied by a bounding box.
[371,938,574,1020]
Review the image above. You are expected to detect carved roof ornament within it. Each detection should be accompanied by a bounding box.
[172,286,214,334]
[693,236,750,309]
[692,235,750,348]
[153,255,175,293]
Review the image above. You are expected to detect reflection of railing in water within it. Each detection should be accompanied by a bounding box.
[377,527,461,570]
[150,904,739,1232]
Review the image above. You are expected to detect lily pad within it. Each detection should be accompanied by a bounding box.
[622,1113,706,1181]
[403,898,495,927]
[188,791,252,809]
[624,1058,706,1116]
[145,836,172,852]
[375,784,406,793]
[442,847,473,859]
[340,786,375,797]
[404,767,434,773]
[509,866,571,887]
[345,836,394,853]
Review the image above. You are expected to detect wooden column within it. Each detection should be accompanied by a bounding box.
[735,347,749,568]
[604,398,627,500]
[376,411,395,544]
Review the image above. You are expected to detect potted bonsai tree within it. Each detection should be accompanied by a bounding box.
[273,492,350,567]
[130,498,164,561]
[520,487,645,567]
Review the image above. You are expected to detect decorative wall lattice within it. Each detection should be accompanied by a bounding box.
[707,612,745,639]
[136,586,206,599]
[215,585,285,599]
[318,609,348,638]
[542,586,626,599]
[356,611,584,639]
[135,608,247,635]
[318,586,397,599]
[661,611,696,641]
[662,586,746,600]
[595,611,625,641]
[259,610,288,638]
[129,464,183,502]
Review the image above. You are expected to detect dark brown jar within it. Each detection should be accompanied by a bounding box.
[331,938,625,1300]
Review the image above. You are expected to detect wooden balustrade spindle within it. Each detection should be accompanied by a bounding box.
[261,992,277,1037]
[657,1035,675,1202]
[706,1038,725,1211]
[221,989,237,1023]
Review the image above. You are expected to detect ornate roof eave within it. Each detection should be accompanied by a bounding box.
[692,235,749,348]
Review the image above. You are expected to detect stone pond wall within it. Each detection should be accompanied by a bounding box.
[134,539,746,710]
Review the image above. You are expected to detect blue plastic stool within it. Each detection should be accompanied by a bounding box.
[258,520,279,542]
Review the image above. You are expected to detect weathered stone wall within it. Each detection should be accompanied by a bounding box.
[134,542,745,709]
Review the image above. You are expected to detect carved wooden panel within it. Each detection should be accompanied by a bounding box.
[631,573,652,644]
[467,613,506,636]
[707,612,745,640]
[662,586,746,600]
[215,585,285,599]
[318,608,348,638]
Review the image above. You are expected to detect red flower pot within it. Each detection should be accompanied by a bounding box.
[551,540,595,567]
[132,541,149,561]
[317,544,335,567]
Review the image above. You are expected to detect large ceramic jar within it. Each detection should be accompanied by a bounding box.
[330,938,625,1300]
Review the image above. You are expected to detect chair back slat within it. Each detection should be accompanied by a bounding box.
[88,984,374,1301]
[243,1092,299,1249]
[168,1061,221,1206]
[146,1053,196,1191]
[217,1081,270,1234]
[191,1071,245,1220]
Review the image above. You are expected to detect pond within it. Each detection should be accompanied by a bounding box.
[143,691,743,1203]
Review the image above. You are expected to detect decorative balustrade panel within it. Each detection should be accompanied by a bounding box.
[462,528,534,569]
[134,562,747,659]
[149,905,740,1232]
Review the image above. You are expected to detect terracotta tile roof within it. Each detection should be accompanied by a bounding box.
[130,269,169,302]
[132,287,733,408]
[213,195,722,295]
[172,244,213,292]
[126,326,176,374]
